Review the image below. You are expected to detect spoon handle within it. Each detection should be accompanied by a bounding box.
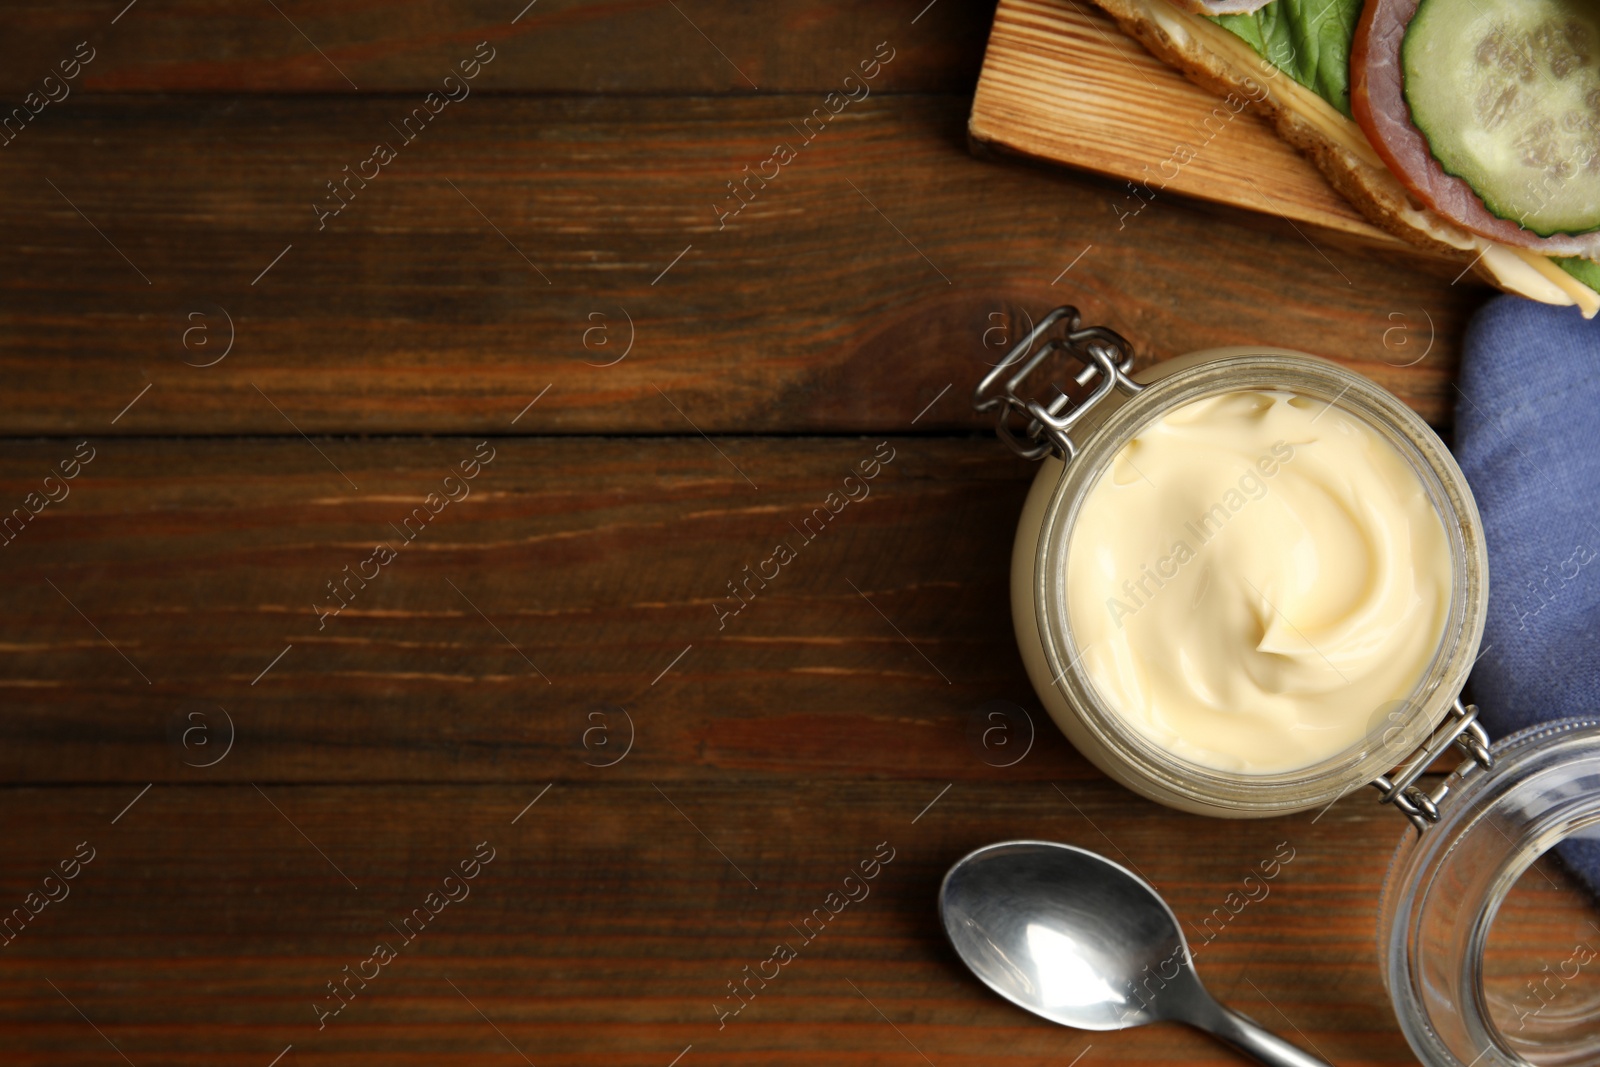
[1203,1005,1333,1067]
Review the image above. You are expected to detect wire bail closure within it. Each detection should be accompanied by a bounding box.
[972,306,1141,461]
[1373,698,1495,833]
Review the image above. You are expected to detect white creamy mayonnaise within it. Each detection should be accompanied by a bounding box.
[1065,389,1452,774]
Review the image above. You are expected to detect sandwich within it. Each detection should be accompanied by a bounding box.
[1087,0,1600,316]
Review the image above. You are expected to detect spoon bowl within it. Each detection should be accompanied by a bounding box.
[939,840,1332,1067]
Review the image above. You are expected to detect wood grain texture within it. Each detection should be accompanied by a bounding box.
[0,780,1424,1066]
[0,436,1489,787]
[969,0,1400,243]
[0,436,1060,784]
[1,96,1478,436]
[0,2,1538,1063]
[0,0,996,94]
[0,435,1527,1067]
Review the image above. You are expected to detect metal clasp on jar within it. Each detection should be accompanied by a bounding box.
[1373,697,1494,833]
[972,306,1142,461]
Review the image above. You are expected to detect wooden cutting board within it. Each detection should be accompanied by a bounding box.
[969,0,1407,247]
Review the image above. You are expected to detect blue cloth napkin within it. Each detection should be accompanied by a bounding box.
[1455,294,1600,898]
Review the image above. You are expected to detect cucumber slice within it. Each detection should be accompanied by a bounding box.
[1403,0,1600,237]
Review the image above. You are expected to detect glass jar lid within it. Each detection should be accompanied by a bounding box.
[1379,718,1600,1067]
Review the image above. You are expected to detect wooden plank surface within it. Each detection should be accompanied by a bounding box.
[0,437,1052,783]
[1,95,1477,435]
[0,434,1578,1067]
[0,780,1416,1065]
[969,0,1402,244]
[0,0,1549,1063]
[0,1,995,94]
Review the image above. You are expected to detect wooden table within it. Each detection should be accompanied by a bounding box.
[0,2,1524,1064]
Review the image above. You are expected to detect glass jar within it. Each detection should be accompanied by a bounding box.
[977,306,1600,1067]
[982,307,1488,818]
[1379,719,1600,1067]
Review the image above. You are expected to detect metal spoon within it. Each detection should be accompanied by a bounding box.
[939,840,1332,1067]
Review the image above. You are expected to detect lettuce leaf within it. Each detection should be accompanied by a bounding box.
[1209,0,1365,117]
[1555,256,1600,292]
